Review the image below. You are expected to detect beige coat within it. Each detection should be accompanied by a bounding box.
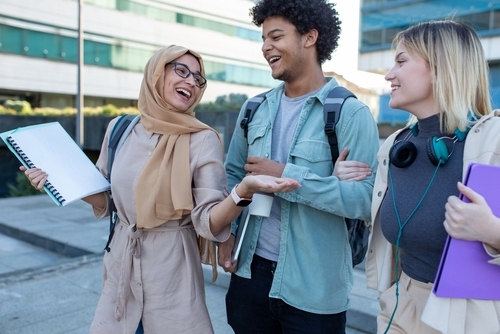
[89,118,230,334]
[366,110,500,334]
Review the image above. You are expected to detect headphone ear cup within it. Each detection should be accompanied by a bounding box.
[389,141,418,168]
[427,137,449,166]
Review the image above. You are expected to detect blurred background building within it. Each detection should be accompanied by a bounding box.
[0,0,281,109]
[1,0,498,121]
[359,0,500,124]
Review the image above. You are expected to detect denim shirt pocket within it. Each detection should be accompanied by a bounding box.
[247,125,268,156]
[289,139,333,176]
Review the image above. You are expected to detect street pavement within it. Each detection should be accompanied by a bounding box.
[0,195,378,334]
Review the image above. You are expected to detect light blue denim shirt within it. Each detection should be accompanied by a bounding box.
[225,78,379,314]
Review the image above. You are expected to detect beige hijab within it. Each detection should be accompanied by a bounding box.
[136,45,221,229]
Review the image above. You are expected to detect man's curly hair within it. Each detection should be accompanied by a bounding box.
[250,0,341,64]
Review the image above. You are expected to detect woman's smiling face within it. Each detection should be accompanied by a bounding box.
[163,53,203,111]
[385,42,436,118]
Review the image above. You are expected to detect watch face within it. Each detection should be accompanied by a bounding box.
[236,199,252,207]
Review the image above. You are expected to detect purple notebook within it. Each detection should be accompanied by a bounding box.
[433,163,500,300]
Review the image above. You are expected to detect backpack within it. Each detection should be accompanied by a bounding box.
[240,86,370,267]
[103,114,140,252]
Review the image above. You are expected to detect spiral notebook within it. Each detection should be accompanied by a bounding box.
[433,162,500,300]
[1,122,110,206]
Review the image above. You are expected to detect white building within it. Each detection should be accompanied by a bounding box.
[0,0,278,108]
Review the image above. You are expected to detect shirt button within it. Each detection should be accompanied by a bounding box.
[383,159,387,165]
[148,151,152,156]
[378,191,382,197]
[250,245,254,249]
[265,153,269,158]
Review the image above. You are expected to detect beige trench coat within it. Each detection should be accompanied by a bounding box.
[89,118,230,334]
[366,111,500,334]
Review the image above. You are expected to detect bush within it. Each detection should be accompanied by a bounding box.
[7,172,43,197]
[4,100,33,114]
[196,93,248,111]
[0,102,139,116]
[0,105,16,115]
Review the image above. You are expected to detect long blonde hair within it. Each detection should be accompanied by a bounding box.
[393,20,492,133]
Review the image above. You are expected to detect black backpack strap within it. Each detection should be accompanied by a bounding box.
[240,90,270,138]
[323,86,357,162]
[104,114,139,252]
[107,114,138,178]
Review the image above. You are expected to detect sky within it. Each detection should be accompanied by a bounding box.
[323,0,388,92]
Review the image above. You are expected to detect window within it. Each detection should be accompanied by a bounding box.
[0,25,24,54]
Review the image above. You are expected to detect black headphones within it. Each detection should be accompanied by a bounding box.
[389,123,469,168]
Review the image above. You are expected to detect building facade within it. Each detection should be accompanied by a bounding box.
[359,0,500,123]
[0,0,280,108]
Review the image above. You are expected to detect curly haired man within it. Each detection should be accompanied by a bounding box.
[218,0,379,333]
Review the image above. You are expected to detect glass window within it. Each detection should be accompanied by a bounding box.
[490,63,500,88]
[111,44,127,69]
[116,0,130,11]
[126,47,149,72]
[25,30,61,59]
[146,6,162,20]
[85,0,116,8]
[362,30,383,47]
[384,27,403,45]
[95,42,112,66]
[61,36,78,62]
[0,24,24,54]
[237,27,261,42]
[40,93,74,109]
[0,24,275,87]
[460,11,491,31]
[159,9,176,22]
[84,40,96,64]
[493,10,500,29]
[130,2,147,16]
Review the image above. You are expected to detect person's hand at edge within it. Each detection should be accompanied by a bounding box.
[20,166,47,191]
[218,234,238,273]
[444,181,500,250]
[333,147,372,181]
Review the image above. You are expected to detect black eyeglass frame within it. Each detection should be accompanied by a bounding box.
[166,61,207,88]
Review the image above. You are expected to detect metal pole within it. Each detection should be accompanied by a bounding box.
[76,0,84,147]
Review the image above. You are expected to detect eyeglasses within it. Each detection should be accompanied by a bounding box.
[167,62,207,88]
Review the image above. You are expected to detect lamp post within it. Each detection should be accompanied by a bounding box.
[76,0,84,147]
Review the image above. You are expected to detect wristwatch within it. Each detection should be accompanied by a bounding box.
[230,184,252,207]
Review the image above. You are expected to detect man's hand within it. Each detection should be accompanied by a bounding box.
[218,234,238,273]
[245,156,284,177]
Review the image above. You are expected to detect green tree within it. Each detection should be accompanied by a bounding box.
[7,172,43,197]
[196,93,248,111]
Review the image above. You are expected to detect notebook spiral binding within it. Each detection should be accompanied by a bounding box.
[7,136,66,206]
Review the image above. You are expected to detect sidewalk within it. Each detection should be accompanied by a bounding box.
[0,195,378,333]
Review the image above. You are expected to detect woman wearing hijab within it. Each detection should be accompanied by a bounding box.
[22,45,300,333]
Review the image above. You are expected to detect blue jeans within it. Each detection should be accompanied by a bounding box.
[136,320,143,334]
[226,255,346,334]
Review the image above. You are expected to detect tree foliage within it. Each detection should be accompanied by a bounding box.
[196,93,248,111]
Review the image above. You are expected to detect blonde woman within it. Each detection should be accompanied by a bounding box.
[362,20,500,333]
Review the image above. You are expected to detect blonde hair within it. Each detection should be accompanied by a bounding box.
[393,20,492,134]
